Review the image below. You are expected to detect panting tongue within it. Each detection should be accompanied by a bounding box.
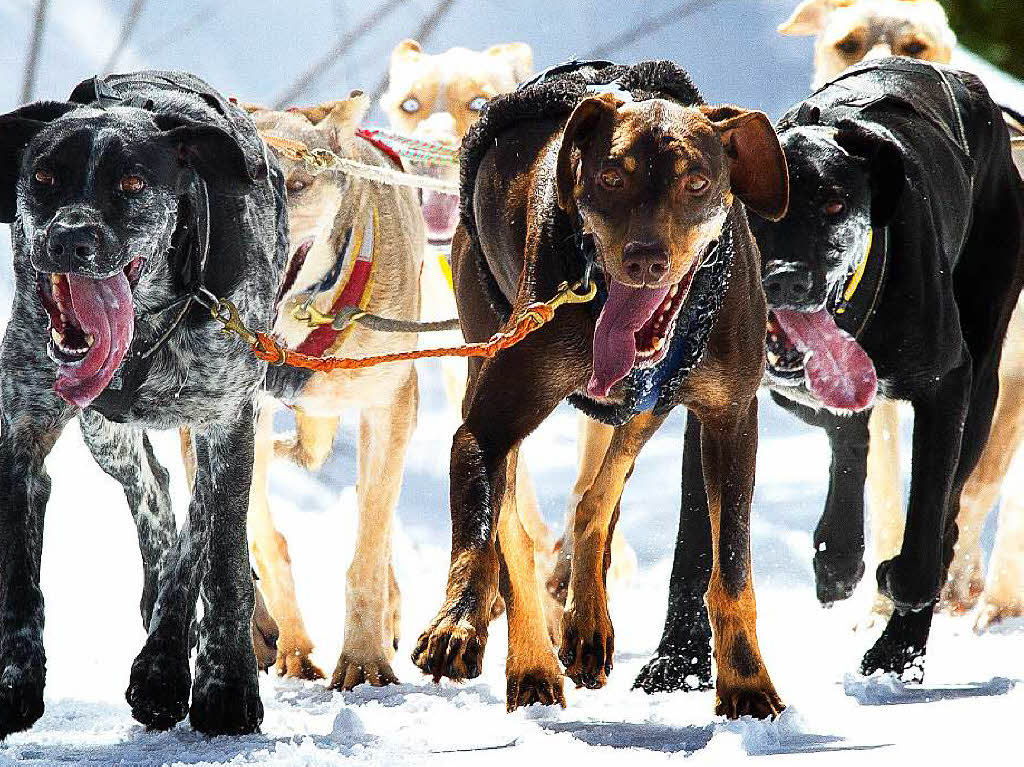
[53,272,135,408]
[588,280,671,398]
[772,308,877,411]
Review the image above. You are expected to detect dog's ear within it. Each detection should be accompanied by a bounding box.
[485,42,535,81]
[556,94,619,216]
[0,101,79,223]
[155,115,261,196]
[703,105,789,221]
[391,39,422,66]
[836,122,904,226]
[778,0,840,36]
[318,93,370,153]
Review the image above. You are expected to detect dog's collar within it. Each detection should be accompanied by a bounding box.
[829,226,888,341]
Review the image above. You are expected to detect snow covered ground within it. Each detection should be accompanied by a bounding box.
[0,346,1021,766]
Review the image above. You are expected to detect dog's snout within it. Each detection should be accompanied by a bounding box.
[763,262,815,308]
[48,222,100,262]
[622,241,670,285]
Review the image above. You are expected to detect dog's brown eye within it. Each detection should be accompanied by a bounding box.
[836,37,861,56]
[598,168,624,189]
[34,169,55,186]
[902,41,927,56]
[286,179,306,193]
[119,175,145,193]
[824,200,845,216]
[683,174,710,194]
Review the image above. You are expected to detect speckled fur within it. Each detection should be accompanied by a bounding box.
[0,71,286,738]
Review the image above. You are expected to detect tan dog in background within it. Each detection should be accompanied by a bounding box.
[781,0,1024,630]
[243,94,425,688]
[382,40,638,638]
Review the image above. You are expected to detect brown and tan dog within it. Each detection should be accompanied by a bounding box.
[413,62,788,716]
[781,0,1024,630]
[241,95,425,687]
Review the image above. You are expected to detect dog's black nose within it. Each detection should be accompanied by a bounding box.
[622,241,670,285]
[47,223,99,264]
[764,262,815,308]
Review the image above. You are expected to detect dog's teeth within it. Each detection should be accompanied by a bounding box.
[50,328,63,345]
[669,284,679,298]
[652,337,664,351]
[662,299,672,312]
[85,333,95,347]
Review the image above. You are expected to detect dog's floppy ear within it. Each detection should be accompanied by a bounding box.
[556,94,619,216]
[778,0,841,36]
[835,122,904,226]
[155,114,261,196]
[485,42,535,81]
[0,101,80,223]
[703,105,789,221]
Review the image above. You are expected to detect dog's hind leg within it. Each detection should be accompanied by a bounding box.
[634,409,713,694]
[974,490,1024,631]
[858,400,902,630]
[80,410,176,630]
[0,397,72,739]
[560,410,666,690]
[274,408,339,471]
[248,402,324,680]
[330,367,417,690]
[498,445,565,711]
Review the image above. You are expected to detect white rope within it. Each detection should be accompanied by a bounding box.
[324,155,459,192]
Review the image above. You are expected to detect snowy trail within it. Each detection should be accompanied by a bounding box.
[0,356,1021,765]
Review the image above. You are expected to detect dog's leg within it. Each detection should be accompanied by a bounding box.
[547,417,614,604]
[561,410,666,689]
[248,403,323,680]
[80,410,176,630]
[634,410,713,693]
[0,400,71,739]
[413,317,588,683]
[701,397,784,719]
[499,445,566,711]
[863,359,974,681]
[189,401,263,735]
[275,409,339,471]
[974,491,1024,631]
[859,401,902,629]
[813,409,870,605]
[943,375,1024,614]
[331,367,417,690]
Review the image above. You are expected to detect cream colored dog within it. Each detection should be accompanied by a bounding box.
[781,0,1024,630]
[243,95,425,687]
[382,41,637,641]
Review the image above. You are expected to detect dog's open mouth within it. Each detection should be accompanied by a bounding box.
[36,257,144,408]
[587,265,697,398]
[767,308,877,412]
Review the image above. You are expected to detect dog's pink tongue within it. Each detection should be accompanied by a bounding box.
[421,190,460,241]
[53,272,135,408]
[587,280,671,398]
[772,309,877,411]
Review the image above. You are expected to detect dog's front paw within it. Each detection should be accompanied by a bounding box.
[189,672,263,736]
[859,620,927,683]
[877,556,939,613]
[126,643,191,730]
[559,599,614,689]
[972,596,1024,634]
[634,650,712,694]
[938,570,984,616]
[814,551,865,605]
[506,662,566,712]
[0,660,45,739]
[412,608,488,682]
[715,682,785,720]
[329,652,399,691]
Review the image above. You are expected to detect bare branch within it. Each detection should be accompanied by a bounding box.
[584,0,724,59]
[102,0,149,74]
[21,0,50,103]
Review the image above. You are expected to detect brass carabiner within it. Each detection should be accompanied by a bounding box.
[548,279,597,310]
[291,303,335,328]
[211,298,258,347]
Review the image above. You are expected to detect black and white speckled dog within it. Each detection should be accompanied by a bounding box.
[0,71,287,737]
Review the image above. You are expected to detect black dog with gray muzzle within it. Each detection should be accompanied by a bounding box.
[0,71,287,737]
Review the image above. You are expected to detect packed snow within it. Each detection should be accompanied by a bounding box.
[0,333,1021,765]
